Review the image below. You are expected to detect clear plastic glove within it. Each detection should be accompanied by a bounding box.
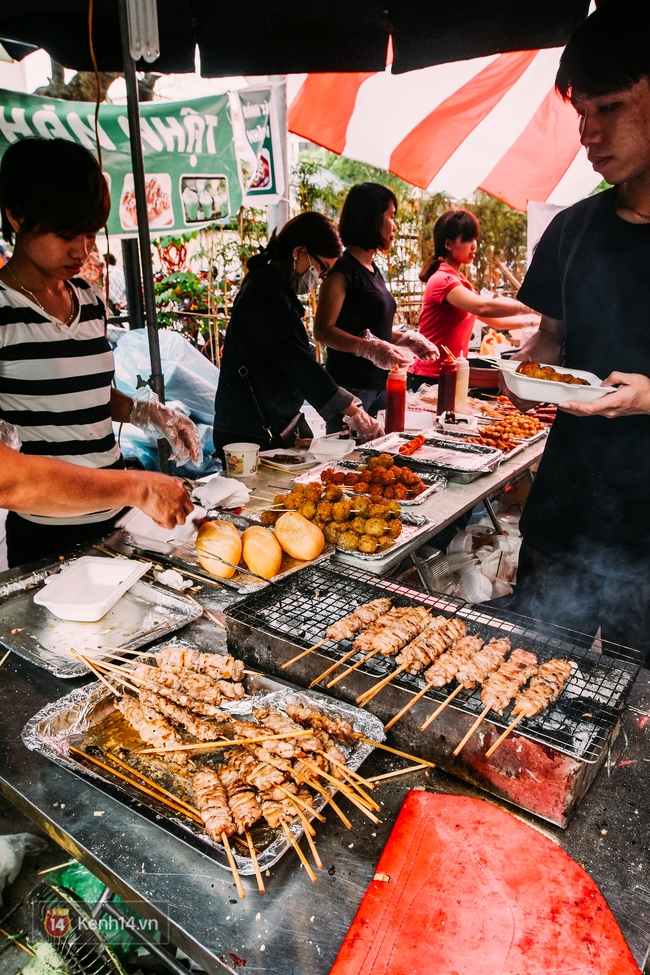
[347,407,384,443]
[395,331,439,362]
[353,329,411,370]
[129,390,202,467]
[0,418,21,450]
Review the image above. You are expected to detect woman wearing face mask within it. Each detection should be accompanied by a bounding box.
[314,182,438,432]
[409,209,537,391]
[212,212,383,461]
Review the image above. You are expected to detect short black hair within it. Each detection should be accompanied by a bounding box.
[247,211,342,272]
[0,138,110,244]
[556,0,650,100]
[338,182,398,251]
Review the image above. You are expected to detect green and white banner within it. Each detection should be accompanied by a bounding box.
[238,86,284,205]
[0,86,282,236]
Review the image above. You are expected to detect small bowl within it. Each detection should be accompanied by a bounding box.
[309,437,357,462]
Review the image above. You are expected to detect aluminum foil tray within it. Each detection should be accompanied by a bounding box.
[335,512,433,562]
[360,432,503,482]
[441,427,548,463]
[22,647,385,875]
[0,561,202,678]
[293,461,448,505]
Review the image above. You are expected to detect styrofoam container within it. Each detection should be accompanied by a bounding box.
[309,436,357,462]
[33,556,152,621]
[499,361,616,405]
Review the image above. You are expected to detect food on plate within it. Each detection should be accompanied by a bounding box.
[399,434,427,456]
[241,525,283,580]
[196,520,242,578]
[274,511,325,561]
[515,362,589,386]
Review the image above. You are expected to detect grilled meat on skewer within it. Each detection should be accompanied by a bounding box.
[253,708,321,752]
[133,664,246,703]
[115,697,189,765]
[226,747,286,791]
[219,765,263,833]
[138,688,228,740]
[352,606,432,657]
[396,617,469,673]
[193,766,236,841]
[155,646,245,682]
[326,598,393,642]
[129,678,224,717]
[480,648,538,714]
[423,635,484,687]
[284,704,357,743]
[257,791,312,828]
[454,637,511,688]
[512,658,573,718]
[351,607,414,652]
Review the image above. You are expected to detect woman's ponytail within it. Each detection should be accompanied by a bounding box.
[420,209,480,283]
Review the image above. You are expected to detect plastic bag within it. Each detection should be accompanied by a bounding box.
[0,832,47,904]
[0,418,21,450]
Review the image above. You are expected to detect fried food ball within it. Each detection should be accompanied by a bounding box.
[376,453,395,468]
[320,468,336,484]
[350,517,367,534]
[370,468,386,484]
[337,531,359,551]
[393,483,409,500]
[344,472,359,486]
[383,468,397,483]
[316,501,333,521]
[332,472,346,485]
[388,519,403,538]
[331,520,350,533]
[324,485,344,502]
[283,491,301,509]
[353,481,370,494]
[273,494,287,505]
[366,456,382,470]
[383,485,396,499]
[305,482,323,502]
[377,535,394,551]
[324,524,341,545]
[365,517,388,537]
[293,482,307,494]
[410,481,426,495]
[386,500,401,516]
[354,497,371,516]
[332,499,354,521]
[299,501,317,521]
[358,535,378,554]
[260,510,279,526]
[369,503,390,519]
[313,517,327,531]
[369,484,384,496]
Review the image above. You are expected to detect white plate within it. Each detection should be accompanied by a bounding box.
[499,362,616,405]
[33,556,151,622]
[258,449,320,472]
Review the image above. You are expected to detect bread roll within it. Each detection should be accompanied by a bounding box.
[274,511,325,561]
[196,520,242,578]
[242,526,283,580]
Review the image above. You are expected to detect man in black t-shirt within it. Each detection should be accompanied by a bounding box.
[508,1,650,662]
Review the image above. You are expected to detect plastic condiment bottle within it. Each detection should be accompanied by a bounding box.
[385,366,407,434]
[454,353,470,414]
[437,354,458,414]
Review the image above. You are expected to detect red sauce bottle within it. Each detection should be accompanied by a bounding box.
[385,367,407,434]
[437,354,458,415]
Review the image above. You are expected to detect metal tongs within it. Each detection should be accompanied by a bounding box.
[170,539,277,586]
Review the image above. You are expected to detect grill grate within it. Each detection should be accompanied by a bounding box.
[226,561,638,764]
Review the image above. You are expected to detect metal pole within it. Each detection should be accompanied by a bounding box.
[121,237,145,329]
[267,75,290,234]
[117,0,170,473]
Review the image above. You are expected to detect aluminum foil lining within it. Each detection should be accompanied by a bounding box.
[361,432,503,473]
[22,638,385,875]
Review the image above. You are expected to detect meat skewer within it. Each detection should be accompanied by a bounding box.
[417,635,485,730]
[150,646,245,682]
[453,648,538,756]
[115,697,190,766]
[281,598,393,670]
[320,607,415,688]
[485,658,572,759]
[193,766,245,899]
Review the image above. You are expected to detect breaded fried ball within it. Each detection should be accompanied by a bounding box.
[365,517,388,537]
[320,468,336,484]
[410,481,426,495]
[358,535,378,554]
[370,468,385,484]
[332,499,354,521]
[283,491,301,509]
[299,501,317,521]
[261,510,279,526]
[388,519,403,538]
[393,483,409,500]
[293,482,307,494]
[305,482,323,502]
[344,472,359,486]
[324,485,344,502]
[273,494,287,505]
[337,531,359,551]
[324,524,341,545]
[377,453,394,468]
[366,456,381,471]
[353,481,370,494]
[386,501,401,516]
[369,484,384,496]
[331,520,350,533]
[383,485,396,499]
[332,472,346,485]
[313,517,327,531]
[350,517,367,534]
[383,468,397,483]
[377,535,394,551]
[354,497,371,516]
[369,503,390,519]
[316,501,333,521]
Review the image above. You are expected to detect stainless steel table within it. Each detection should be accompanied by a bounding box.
[1,593,649,975]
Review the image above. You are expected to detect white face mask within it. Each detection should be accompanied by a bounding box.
[291,263,321,294]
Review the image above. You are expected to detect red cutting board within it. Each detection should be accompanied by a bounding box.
[330,792,640,975]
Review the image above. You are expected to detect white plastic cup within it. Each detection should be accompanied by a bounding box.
[223,442,260,478]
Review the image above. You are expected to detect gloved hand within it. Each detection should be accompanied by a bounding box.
[0,418,21,450]
[395,331,439,362]
[347,407,384,443]
[129,391,203,467]
[352,329,411,371]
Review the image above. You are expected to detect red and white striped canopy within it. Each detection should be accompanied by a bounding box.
[288,49,602,211]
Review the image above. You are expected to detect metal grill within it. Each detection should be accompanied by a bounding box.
[226,562,638,765]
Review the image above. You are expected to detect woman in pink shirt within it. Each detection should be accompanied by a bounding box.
[409,210,537,390]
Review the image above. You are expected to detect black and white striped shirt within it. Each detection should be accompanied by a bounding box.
[0,278,123,525]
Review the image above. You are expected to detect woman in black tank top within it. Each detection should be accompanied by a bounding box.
[314,183,438,432]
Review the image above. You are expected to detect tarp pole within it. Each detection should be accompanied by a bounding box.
[267,75,290,233]
[117,0,170,473]
[121,238,145,329]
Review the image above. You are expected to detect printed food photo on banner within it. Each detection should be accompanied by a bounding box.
[119,173,174,230]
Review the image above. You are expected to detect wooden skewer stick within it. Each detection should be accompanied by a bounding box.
[103,751,200,817]
[358,737,437,769]
[276,784,325,825]
[0,927,34,957]
[384,681,433,731]
[316,750,375,791]
[485,712,525,758]
[315,752,379,809]
[68,746,202,823]
[420,684,464,731]
[452,705,491,756]
[69,649,123,697]
[310,645,359,687]
[184,592,226,629]
[138,729,313,754]
[356,663,408,706]
[246,831,265,893]
[281,820,317,883]
[293,771,352,829]
[281,638,331,669]
[367,764,430,783]
[288,806,323,870]
[222,833,245,899]
[327,648,381,688]
[0,649,11,671]
[299,759,381,824]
